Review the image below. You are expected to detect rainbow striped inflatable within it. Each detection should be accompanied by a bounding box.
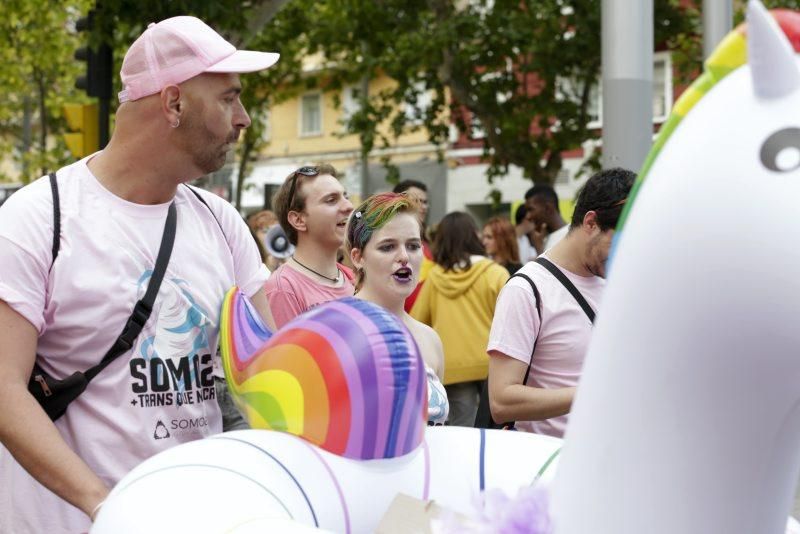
[220,287,427,460]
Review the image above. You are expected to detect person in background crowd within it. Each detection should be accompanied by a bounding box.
[481,216,523,275]
[246,209,277,244]
[347,192,448,424]
[266,164,354,328]
[411,212,508,426]
[0,16,278,532]
[392,180,431,252]
[247,210,289,272]
[487,168,635,438]
[514,204,538,263]
[525,184,568,254]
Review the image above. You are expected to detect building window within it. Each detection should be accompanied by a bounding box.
[300,93,322,137]
[470,113,486,140]
[342,85,362,121]
[259,109,271,142]
[403,82,433,125]
[651,52,673,122]
[557,51,673,128]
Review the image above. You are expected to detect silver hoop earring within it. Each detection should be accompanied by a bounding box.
[171,119,180,128]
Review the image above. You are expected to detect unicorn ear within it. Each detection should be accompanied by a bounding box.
[748,0,800,99]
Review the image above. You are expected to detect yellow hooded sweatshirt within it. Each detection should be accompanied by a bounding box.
[411,257,509,385]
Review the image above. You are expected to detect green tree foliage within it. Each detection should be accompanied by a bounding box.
[0,0,92,182]
[0,0,287,185]
[263,0,697,185]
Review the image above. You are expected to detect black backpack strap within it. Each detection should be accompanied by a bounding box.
[84,202,177,382]
[535,257,595,323]
[475,272,543,429]
[510,273,543,385]
[48,173,60,270]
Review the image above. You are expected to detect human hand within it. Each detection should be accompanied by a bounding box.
[516,219,535,237]
[532,223,548,253]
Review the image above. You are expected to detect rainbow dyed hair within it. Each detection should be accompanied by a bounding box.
[346,192,421,290]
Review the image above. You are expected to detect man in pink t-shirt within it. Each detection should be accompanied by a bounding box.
[0,18,278,533]
[487,168,635,438]
[266,164,355,328]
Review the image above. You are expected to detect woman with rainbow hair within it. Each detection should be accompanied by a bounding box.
[346,192,449,425]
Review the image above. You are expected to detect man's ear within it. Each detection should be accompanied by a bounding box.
[582,210,599,232]
[161,85,182,126]
[287,210,307,234]
[350,247,364,271]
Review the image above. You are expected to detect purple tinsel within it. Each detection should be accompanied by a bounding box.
[433,485,552,534]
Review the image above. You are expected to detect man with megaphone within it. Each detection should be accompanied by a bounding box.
[265,164,356,328]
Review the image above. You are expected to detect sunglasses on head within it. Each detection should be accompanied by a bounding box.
[287,166,320,209]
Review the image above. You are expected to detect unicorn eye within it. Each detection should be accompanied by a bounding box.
[760,128,800,173]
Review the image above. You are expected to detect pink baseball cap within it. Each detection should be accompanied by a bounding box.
[118,16,280,103]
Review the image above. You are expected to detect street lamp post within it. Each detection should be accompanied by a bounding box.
[601,0,653,174]
[703,0,733,60]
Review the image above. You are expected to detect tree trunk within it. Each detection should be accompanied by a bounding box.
[36,70,47,176]
[235,141,253,212]
[21,96,32,178]
[359,41,371,199]
[234,0,291,47]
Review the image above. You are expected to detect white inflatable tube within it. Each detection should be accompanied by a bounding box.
[92,427,561,533]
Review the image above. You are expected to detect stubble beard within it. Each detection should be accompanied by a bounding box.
[181,113,237,175]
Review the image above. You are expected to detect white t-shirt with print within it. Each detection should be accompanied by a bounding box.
[486,255,604,438]
[0,157,269,533]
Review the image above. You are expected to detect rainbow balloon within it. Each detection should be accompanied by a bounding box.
[220,287,427,460]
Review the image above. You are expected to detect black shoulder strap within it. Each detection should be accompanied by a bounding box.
[509,273,543,385]
[183,184,226,239]
[84,202,177,382]
[475,272,542,428]
[535,257,595,323]
[48,173,60,269]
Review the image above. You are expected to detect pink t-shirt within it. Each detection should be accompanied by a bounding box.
[265,262,355,329]
[0,158,268,533]
[487,255,604,437]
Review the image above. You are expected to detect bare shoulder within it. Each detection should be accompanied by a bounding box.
[404,316,440,347]
[402,314,444,376]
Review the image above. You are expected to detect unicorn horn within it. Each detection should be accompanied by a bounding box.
[748,0,800,99]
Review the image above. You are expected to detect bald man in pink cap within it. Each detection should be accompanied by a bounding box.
[0,17,278,532]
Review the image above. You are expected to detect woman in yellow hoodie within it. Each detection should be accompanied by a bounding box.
[411,212,509,426]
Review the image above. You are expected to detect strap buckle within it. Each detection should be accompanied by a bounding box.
[119,300,152,349]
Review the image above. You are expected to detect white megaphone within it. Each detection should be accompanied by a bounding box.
[264,224,294,259]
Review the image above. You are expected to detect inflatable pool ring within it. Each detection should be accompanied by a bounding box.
[91,427,562,533]
[552,3,800,533]
[221,290,427,460]
[93,288,561,532]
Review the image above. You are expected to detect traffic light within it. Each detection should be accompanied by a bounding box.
[74,13,112,99]
[63,103,99,158]
[74,11,112,148]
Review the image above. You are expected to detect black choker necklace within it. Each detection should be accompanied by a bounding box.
[291,256,341,283]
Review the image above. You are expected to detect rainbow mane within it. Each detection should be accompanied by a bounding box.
[219,288,427,460]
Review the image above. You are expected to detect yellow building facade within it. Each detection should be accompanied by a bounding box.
[240,72,448,211]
